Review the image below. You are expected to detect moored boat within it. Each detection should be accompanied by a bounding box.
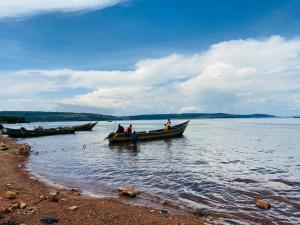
[106,120,189,144]
[2,127,75,138]
[72,122,98,131]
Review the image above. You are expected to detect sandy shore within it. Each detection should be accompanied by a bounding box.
[0,136,212,225]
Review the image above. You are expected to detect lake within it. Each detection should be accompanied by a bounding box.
[10,118,300,224]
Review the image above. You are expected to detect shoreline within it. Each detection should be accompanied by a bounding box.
[0,136,212,225]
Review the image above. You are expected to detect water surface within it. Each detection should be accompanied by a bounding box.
[11,119,300,224]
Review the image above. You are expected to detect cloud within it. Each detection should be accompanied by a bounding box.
[0,0,125,19]
[1,35,300,115]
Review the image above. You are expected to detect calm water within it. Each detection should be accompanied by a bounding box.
[11,119,300,224]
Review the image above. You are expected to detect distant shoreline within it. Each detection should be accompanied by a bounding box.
[0,111,276,123]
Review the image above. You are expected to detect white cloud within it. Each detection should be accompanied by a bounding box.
[179,106,202,114]
[0,0,125,18]
[1,35,300,115]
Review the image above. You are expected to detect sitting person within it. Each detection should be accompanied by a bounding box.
[131,131,139,145]
[116,124,125,133]
[125,124,132,135]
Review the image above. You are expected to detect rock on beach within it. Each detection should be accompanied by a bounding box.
[255,197,271,209]
[118,187,139,197]
[5,191,17,199]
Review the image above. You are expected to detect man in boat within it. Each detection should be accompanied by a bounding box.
[125,124,132,135]
[116,124,125,133]
[166,119,171,130]
[131,131,139,145]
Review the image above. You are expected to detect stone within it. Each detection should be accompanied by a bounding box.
[1,207,12,214]
[69,206,78,211]
[117,187,138,197]
[160,200,167,205]
[73,191,81,196]
[1,221,19,225]
[59,198,67,202]
[5,191,17,199]
[20,202,26,209]
[159,209,168,214]
[11,203,20,209]
[0,143,8,151]
[255,197,271,210]
[39,195,46,199]
[40,216,59,224]
[193,208,209,217]
[70,188,79,192]
[13,144,31,155]
[49,191,59,196]
[49,195,59,202]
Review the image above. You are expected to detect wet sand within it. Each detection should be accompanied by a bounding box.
[0,137,211,225]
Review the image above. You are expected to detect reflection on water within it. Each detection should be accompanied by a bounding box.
[11,118,300,224]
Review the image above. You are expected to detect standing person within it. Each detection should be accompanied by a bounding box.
[166,119,171,130]
[116,124,125,133]
[163,123,169,132]
[125,124,132,135]
[131,131,139,145]
[0,124,3,136]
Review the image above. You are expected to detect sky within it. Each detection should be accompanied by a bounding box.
[1,0,300,116]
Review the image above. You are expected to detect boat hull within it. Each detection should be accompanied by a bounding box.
[3,127,75,138]
[107,120,189,144]
[72,122,98,131]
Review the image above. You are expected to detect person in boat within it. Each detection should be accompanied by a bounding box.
[131,131,139,145]
[116,124,125,133]
[166,119,171,130]
[163,123,169,132]
[125,124,132,135]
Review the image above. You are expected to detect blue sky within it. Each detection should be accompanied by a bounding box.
[1,0,300,115]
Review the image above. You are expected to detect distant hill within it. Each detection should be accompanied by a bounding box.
[0,115,26,124]
[0,111,276,123]
[0,111,115,122]
[120,113,276,120]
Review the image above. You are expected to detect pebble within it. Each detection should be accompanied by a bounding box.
[5,191,17,199]
[39,195,46,199]
[20,202,26,209]
[159,209,168,214]
[69,206,78,211]
[11,203,20,209]
[49,191,59,196]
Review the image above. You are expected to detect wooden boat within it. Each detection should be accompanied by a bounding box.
[106,120,189,144]
[72,122,98,131]
[3,127,75,138]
